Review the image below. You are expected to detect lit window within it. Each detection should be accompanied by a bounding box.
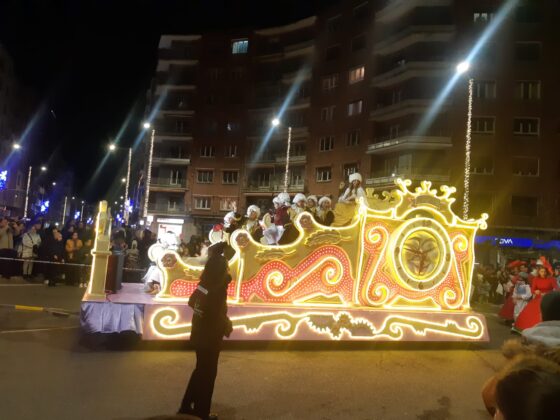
[222,171,239,184]
[316,167,332,182]
[513,118,539,136]
[349,66,365,84]
[347,100,363,116]
[232,39,249,54]
[319,136,334,152]
[516,81,541,100]
[470,156,494,175]
[347,130,360,146]
[194,197,211,210]
[473,12,494,23]
[472,117,495,134]
[200,145,215,157]
[197,170,214,183]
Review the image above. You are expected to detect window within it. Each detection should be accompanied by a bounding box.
[514,118,539,136]
[320,136,334,152]
[511,195,537,217]
[515,42,541,61]
[290,167,304,186]
[470,156,494,174]
[321,106,335,121]
[207,94,216,105]
[194,197,211,210]
[473,80,496,99]
[516,5,540,23]
[322,74,339,91]
[391,89,402,104]
[516,81,541,100]
[472,117,495,134]
[349,66,365,84]
[224,144,238,157]
[347,100,363,116]
[175,120,186,133]
[351,35,366,52]
[197,170,214,183]
[168,198,180,210]
[219,197,236,211]
[222,171,239,184]
[327,15,341,33]
[473,12,494,23]
[316,167,332,182]
[209,68,223,80]
[170,170,183,185]
[353,2,369,20]
[292,143,306,156]
[513,157,539,176]
[200,145,215,158]
[257,172,271,187]
[343,163,359,178]
[231,67,245,80]
[347,129,360,146]
[232,39,249,54]
[226,121,240,132]
[325,45,341,61]
[389,124,400,138]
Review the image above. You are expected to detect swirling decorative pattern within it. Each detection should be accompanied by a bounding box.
[240,246,354,305]
[149,308,486,341]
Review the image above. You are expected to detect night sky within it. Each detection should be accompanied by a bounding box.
[0,0,331,202]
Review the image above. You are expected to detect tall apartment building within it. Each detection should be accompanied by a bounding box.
[144,0,560,244]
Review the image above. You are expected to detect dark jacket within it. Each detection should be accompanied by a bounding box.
[189,252,232,349]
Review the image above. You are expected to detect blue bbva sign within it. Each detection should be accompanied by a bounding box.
[476,236,560,250]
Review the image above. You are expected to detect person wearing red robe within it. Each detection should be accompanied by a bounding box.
[514,265,559,331]
[498,261,525,321]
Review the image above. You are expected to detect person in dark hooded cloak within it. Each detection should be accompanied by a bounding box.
[178,241,233,420]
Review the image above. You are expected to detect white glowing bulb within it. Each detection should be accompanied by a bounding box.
[456,61,470,75]
[271,118,280,127]
[143,122,151,129]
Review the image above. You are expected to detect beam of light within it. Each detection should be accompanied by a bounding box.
[252,66,310,163]
[1,104,45,168]
[414,0,519,136]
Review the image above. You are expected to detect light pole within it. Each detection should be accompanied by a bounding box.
[456,60,473,220]
[108,143,132,224]
[143,123,155,218]
[80,200,85,221]
[62,195,68,225]
[272,118,292,193]
[23,165,47,218]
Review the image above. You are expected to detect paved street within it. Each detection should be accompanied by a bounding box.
[0,280,511,420]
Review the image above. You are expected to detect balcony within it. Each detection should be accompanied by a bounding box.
[156,59,198,72]
[370,99,448,121]
[366,169,450,188]
[284,39,314,57]
[155,84,196,95]
[367,131,452,154]
[275,154,307,164]
[147,203,186,216]
[371,61,449,88]
[376,0,452,23]
[243,183,305,193]
[150,178,188,192]
[152,154,191,166]
[154,131,193,142]
[374,25,455,56]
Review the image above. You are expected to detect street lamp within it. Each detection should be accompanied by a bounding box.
[271,117,292,193]
[108,143,117,151]
[23,165,48,218]
[457,60,474,219]
[12,143,21,150]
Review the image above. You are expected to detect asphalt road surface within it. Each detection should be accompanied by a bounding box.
[0,279,512,420]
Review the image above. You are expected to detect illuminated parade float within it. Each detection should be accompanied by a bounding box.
[81,178,490,342]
